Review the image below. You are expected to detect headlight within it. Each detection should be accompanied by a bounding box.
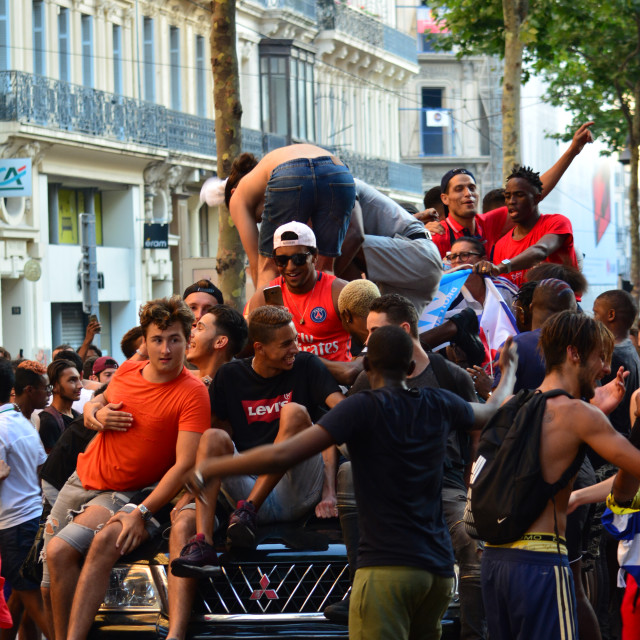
[100,566,161,610]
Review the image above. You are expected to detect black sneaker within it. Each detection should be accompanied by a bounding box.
[324,595,350,625]
[450,307,486,366]
[226,500,258,550]
[170,533,220,578]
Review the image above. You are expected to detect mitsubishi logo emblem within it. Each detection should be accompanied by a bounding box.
[250,573,278,600]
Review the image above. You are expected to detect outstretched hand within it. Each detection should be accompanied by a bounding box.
[591,366,628,415]
[570,122,594,155]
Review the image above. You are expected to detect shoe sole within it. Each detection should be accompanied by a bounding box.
[170,561,222,578]
[226,522,257,550]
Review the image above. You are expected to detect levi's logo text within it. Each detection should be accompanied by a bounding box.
[242,392,292,423]
[310,306,327,323]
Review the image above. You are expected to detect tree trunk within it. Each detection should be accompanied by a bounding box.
[501,0,525,181]
[212,0,245,309]
[629,141,640,302]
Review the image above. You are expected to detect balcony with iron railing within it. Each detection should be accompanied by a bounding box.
[0,71,422,194]
[0,70,273,158]
[317,0,417,64]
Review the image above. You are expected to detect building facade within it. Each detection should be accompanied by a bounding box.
[400,5,503,200]
[0,0,422,360]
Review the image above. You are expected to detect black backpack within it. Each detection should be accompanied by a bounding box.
[463,388,585,545]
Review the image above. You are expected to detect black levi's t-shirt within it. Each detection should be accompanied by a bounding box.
[210,352,340,451]
[319,386,474,576]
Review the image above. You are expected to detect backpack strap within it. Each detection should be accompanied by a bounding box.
[537,389,585,492]
[42,406,65,434]
[426,351,457,393]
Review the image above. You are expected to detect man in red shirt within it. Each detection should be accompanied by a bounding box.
[428,122,593,259]
[247,222,352,362]
[474,165,579,288]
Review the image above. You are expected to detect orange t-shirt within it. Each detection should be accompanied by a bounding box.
[271,273,352,362]
[76,360,210,491]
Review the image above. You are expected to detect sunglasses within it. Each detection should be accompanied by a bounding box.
[273,252,311,268]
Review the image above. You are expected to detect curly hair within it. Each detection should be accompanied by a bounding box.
[139,296,194,341]
[224,153,260,208]
[248,306,293,346]
[506,165,543,192]
[18,360,47,375]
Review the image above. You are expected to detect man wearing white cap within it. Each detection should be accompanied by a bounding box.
[248,222,352,362]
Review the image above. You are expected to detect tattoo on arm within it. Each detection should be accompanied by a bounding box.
[543,410,555,423]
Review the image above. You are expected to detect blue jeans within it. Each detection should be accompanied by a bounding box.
[259,156,355,257]
[0,517,41,590]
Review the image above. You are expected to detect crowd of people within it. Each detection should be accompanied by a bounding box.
[2,126,640,640]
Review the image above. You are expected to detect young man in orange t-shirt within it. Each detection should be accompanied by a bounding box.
[42,297,210,640]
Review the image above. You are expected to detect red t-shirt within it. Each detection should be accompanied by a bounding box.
[492,214,578,288]
[270,272,352,362]
[432,206,509,259]
[77,360,210,491]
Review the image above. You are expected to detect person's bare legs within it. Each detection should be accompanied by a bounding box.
[1,591,51,640]
[166,510,199,640]
[40,588,53,640]
[245,403,312,509]
[67,519,149,640]
[194,429,234,544]
[46,505,111,640]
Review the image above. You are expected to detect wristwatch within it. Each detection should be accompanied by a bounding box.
[136,504,153,522]
[500,259,512,273]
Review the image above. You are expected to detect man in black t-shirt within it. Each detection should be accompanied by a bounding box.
[183,325,518,640]
[172,306,343,574]
[39,359,82,453]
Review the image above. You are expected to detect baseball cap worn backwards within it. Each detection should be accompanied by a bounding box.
[183,280,224,305]
[441,168,476,193]
[93,356,119,376]
[273,222,317,250]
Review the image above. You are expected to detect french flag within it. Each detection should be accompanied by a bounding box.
[479,278,519,363]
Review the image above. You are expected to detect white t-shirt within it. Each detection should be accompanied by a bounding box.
[0,404,47,529]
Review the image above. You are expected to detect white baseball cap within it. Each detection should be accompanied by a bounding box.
[273,222,317,250]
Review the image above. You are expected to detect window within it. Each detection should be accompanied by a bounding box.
[421,87,444,156]
[0,0,8,71]
[170,26,181,111]
[143,17,154,101]
[259,40,315,143]
[56,189,103,246]
[195,35,206,117]
[58,7,70,82]
[33,1,45,75]
[112,25,123,95]
[81,14,93,87]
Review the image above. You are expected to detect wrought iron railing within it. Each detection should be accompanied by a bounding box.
[0,70,271,158]
[317,0,417,64]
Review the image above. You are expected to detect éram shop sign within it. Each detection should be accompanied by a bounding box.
[143,223,169,249]
[0,159,32,197]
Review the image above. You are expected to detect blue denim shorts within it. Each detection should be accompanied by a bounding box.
[0,517,41,591]
[259,156,355,258]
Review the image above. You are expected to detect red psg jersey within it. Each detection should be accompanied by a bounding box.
[271,272,352,362]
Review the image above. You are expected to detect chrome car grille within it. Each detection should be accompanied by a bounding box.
[197,561,351,615]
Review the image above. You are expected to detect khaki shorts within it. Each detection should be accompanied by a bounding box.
[41,471,160,587]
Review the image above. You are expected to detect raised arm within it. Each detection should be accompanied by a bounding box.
[539,122,594,200]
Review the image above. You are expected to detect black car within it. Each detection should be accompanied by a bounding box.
[90,516,460,640]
